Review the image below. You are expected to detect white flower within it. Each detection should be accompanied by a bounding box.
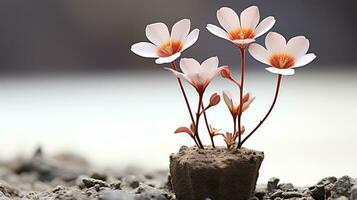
[207,6,275,48]
[248,32,317,75]
[131,19,199,64]
[166,56,224,94]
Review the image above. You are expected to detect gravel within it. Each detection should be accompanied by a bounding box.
[0,148,356,200]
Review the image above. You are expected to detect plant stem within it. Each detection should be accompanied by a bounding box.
[170,61,198,147]
[201,104,215,148]
[170,62,195,125]
[233,117,237,140]
[194,94,204,149]
[239,74,282,148]
[237,47,245,148]
[192,136,200,147]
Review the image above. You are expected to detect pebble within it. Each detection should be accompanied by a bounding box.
[351,185,357,200]
[278,183,295,191]
[100,190,135,200]
[122,175,141,189]
[82,177,109,188]
[309,184,325,200]
[267,177,280,193]
[331,176,354,198]
[282,191,303,198]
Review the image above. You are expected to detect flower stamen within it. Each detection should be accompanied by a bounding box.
[157,40,183,57]
[269,54,295,69]
[228,28,255,40]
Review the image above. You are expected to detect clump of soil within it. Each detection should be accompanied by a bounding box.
[170,146,264,200]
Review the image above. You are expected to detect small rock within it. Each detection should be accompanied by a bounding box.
[0,192,11,200]
[110,181,121,190]
[100,189,135,200]
[331,176,354,198]
[82,177,109,188]
[136,184,168,200]
[318,176,337,185]
[309,184,325,200]
[52,185,65,193]
[254,190,266,199]
[122,175,141,189]
[91,172,107,181]
[351,185,357,200]
[0,181,19,197]
[179,146,189,152]
[267,177,280,193]
[333,196,349,200]
[282,191,303,198]
[278,183,295,191]
[271,190,283,199]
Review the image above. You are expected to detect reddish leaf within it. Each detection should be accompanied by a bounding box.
[175,126,194,137]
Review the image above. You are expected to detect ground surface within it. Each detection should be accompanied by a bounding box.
[0,148,356,200]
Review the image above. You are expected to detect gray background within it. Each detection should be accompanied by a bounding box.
[0,0,355,73]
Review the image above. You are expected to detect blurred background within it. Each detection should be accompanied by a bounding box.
[0,0,356,185]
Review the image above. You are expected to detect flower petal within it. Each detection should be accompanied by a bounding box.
[146,22,170,46]
[131,42,158,58]
[171,19,191,42]
[265,32,287,53]
[217,7,240,32]
[180,58,201,75]
[265,67,295,75]
[201,56,219,72]
[248,43,270,65]
[222,91,234,112]
[293,53,316,68]
[254,16,275,38]
[182,29,200,51]
[206,24,229,40]
[240,6,260,30]
[200,57,220,84]
[165,67,192,84]
[286,36,309,59]
[155,52,181,64]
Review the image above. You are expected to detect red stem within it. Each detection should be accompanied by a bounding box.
[237,47,245,148]
[201,104,215,148]
[170,61,198,146]
[239,74,282,147]
[194,94,204,149]
[233,117,237,140]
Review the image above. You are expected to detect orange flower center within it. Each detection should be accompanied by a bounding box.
[269,54,295,69]
[228,28,255,40]
[157,40,183,57]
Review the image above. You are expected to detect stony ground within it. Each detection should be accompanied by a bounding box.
[0,148,356,200]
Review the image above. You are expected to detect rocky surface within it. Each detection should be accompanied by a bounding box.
[0,147,356,200]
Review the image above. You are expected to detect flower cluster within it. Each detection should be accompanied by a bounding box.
[131,6,316,149]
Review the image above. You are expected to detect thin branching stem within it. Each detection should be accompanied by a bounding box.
[237,47,245,148]
[239,74,282,147]
[170,62,195,125]
[201,104,215,148]
[194,94,204,149]
[170,61,198,147]
[233,117,237,140]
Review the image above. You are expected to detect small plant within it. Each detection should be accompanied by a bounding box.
[131,6,316,150]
